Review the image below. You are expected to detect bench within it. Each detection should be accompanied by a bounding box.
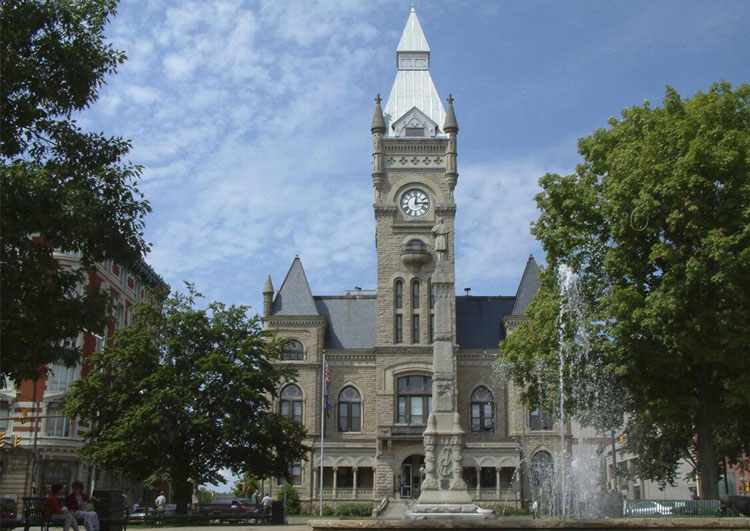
[21,496,127,531]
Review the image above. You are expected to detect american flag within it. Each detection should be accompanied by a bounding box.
[324,358,333,412]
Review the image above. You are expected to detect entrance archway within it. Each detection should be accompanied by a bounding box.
[399,454,424,499]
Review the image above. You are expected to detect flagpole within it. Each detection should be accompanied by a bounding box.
[319,351,326,516]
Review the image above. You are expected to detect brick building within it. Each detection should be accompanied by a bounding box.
[260,7,569,511]
[0,251,165,504]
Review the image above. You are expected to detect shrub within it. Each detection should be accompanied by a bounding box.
[321,504,336,516]
[335,502,374,517]
[276,483,301,515]
[482,502,528,516]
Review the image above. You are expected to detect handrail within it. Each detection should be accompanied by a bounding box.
[372,497,389,517]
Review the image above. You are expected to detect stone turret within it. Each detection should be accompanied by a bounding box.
[262,275,274,317]
[371,94,386,198]
[444,95,459,195]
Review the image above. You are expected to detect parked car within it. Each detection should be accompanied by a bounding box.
[1,497,18,519]
[627,500,673,516]
[205,498,258,523]
[127,507,155,522]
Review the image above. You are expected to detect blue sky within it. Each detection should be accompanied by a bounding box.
[81,0,749,313]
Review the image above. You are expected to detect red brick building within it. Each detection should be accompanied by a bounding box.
[0,251,165,505]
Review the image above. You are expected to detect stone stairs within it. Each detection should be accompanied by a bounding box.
[378,498,410,519]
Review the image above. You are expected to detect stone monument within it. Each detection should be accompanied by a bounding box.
[408,232,492,519]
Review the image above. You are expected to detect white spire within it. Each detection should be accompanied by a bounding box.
[396,6,430,53]
[383,6,446,138]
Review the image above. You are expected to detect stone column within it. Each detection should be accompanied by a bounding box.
[496,467,501,499]
[353,467,358,499]
[476,466,481,499]
[332,466,338,499]
[313,467,319,499]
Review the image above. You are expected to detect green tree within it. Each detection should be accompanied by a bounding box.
[1,0,150,385]
[231,473,259,498]
[502,83,750,499]
[276,483,301,515]
[197,486,213,506]
[65,286,309,513]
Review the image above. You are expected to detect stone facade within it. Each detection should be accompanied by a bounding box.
[261,7,570,512]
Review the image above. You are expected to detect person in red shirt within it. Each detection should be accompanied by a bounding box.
[43,484,79,531]
[65,481,100,531]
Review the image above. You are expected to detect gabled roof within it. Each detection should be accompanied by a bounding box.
[271,256,318,316]
[511,255,540,316]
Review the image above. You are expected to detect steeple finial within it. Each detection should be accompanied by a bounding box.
[443,94,458,133]
[371,93,386,133]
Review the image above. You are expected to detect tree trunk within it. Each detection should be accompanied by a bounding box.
[696,371,719,500]
[173,478,193,514]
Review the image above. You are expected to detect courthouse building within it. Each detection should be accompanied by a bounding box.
[262,8,568,509]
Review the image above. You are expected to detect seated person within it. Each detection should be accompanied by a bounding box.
[65,480,101,531]
[43,484,79,531]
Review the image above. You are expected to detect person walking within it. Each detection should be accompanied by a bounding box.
[532,500,539,519]
[65,481,100,531]
[154,491,167,526]
[43,484,80,531]
[261,492,273,524]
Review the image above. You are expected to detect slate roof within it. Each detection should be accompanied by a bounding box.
[456,296,516,349]
[315,296,377,349]
[271,256,318,316]
[511,255,540,316]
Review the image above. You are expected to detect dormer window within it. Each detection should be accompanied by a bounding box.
[391,107,438,138]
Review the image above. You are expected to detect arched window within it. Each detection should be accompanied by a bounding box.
[338,386,361,432]
[412,280,420,308]
[395,280,403,308]
[530,451,554,487]
[282,340,304,360]
[470,386,494,432]
[396,375,432,425]
[529,409,553,431]
[280,385,303,423]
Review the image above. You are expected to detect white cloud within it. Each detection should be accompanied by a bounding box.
[83,0,749,311]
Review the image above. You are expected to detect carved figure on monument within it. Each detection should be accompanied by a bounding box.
[439,446,453,478]
[432,217,449,261]
[435,381,453,411]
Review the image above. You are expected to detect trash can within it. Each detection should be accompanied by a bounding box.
[271,500,284,524]
[92,490,124,531]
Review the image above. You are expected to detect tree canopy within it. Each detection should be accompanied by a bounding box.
[1,0,150,384]
[502,82,750,499]
[65,286,309,513]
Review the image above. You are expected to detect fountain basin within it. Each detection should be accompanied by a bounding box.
[309,518,750,530]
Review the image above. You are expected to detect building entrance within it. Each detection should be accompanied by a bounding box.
[399,454,425,499]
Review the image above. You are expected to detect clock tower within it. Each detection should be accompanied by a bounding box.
[370,6,459,348]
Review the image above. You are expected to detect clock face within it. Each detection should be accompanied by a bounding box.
[400,189,431,217]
